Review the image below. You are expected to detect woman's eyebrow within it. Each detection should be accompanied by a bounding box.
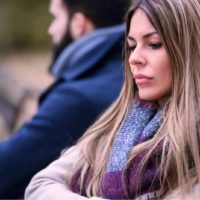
[127,31,158,41]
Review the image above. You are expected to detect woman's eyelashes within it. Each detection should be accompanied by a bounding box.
[148,42,162,49]
[128,45,136,52]
[128,42,162,52]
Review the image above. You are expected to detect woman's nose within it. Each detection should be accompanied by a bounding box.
[129,47,146,66]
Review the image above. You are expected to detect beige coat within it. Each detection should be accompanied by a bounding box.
[25,146,105,200]
[25,145,200,200]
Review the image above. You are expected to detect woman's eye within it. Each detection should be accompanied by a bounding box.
[148,42,162,49]
[128,45,136,52]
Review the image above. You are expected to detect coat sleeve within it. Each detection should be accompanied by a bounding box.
[25,146,106,200]
[0,79,98,198]
[163,184,200,200]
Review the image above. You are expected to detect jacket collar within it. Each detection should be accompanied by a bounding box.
[51,24,125,80]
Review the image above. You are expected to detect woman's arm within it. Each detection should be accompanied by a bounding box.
[25,146,105,200]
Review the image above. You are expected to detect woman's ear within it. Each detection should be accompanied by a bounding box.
[70,12,95,39]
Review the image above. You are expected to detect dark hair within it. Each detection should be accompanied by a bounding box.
[62,0,130,28]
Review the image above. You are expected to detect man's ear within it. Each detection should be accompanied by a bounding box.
[70,12,95,39]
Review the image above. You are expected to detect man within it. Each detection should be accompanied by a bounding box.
[0,0,130,198]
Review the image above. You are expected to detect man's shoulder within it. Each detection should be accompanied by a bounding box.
[39,74,121,111]
[39,78,97,106]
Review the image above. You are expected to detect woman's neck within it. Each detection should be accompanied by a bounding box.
[158,95,170,107]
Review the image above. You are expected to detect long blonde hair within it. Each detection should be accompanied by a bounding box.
[67,0,200,197]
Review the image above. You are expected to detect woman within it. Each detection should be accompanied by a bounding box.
[25,0,200,199]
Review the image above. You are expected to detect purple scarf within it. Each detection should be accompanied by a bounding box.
[71,99,163,199]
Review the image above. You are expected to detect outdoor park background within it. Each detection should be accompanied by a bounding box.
[0,1,55,138]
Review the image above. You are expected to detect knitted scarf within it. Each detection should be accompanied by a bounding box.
[71,99,163,199]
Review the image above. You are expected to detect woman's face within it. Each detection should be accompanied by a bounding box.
[127,9,172,102]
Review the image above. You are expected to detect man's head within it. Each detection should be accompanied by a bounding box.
[48,0,70,46]
[48,0,130,60]
[48,0,73,60]
[62,0,130,28]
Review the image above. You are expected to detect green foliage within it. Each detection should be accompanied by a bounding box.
[0,0,51,52]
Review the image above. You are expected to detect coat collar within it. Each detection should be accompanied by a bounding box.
[51,24,125,80]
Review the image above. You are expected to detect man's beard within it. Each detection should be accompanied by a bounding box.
[49,29,74,74]
[52,31,73,63]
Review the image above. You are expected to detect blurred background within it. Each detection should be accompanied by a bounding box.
[0,0,54,139]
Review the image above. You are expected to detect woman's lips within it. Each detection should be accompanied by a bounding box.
[134,74,153,84]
